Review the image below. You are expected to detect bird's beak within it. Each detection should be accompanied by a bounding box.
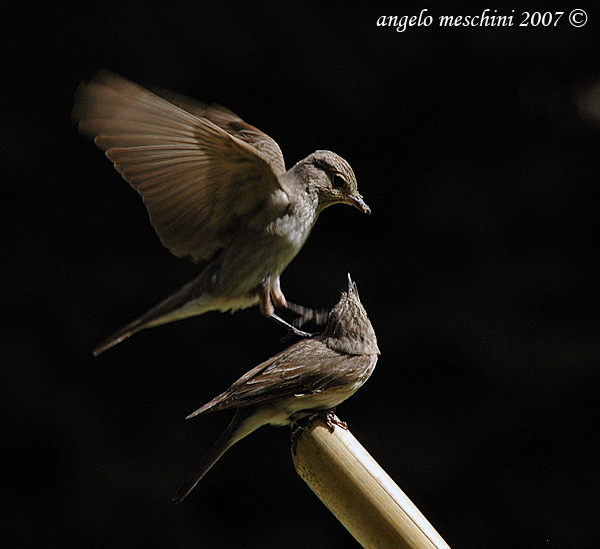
[347,273,359,297]
[346,194,371,215]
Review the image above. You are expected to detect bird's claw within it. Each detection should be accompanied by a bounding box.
[310,409,348,433]
[279,325,315,343]
[269,312,314,342]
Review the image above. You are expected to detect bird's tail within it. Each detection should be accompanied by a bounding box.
[92,272,212,356]
[92,318,145,357]
[172,408,259,503]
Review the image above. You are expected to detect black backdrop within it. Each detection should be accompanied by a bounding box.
[3,2,600,548]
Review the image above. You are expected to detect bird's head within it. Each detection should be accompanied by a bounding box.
[322,274,379,356]
[299,151,370,215]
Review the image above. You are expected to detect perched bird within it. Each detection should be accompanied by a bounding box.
[172,273,379,503]
[72,71,370,356]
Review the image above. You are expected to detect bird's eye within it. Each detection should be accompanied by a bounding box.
[332,174,346,188]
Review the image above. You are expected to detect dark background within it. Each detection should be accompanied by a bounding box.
[3,2,600,547]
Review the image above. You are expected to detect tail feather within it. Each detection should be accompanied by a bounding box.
[92,318,148,356]
[92,272,212,356]
[172,408,260,503]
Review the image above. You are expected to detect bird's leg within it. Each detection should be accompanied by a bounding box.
[270,276,328,329]
[259,279,313,338]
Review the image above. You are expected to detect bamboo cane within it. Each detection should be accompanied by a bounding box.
[292,414,451,549]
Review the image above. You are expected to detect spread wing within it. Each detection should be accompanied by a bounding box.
[72,70,288,263]
[190,339,372,416]
[150,88,286,176]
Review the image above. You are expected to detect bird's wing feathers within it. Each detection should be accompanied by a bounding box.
[73,71,288,263]
[150,88,286,176]
[189,340,367,417]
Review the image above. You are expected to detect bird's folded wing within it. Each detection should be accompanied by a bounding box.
[73,70,288,263]
[188,340,369,417]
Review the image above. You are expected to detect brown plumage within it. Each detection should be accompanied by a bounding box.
[172,274,379,503]
[72,71,370,355]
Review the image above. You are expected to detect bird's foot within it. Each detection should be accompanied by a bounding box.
[309,409,348,433]
[279,325,315,343]
[269,313,315,342]
[285,302,329,328]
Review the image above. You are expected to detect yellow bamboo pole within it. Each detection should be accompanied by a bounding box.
[292,414,451,549]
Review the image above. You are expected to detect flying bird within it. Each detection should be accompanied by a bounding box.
[172,274,379,503]
[72,71,370,356]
